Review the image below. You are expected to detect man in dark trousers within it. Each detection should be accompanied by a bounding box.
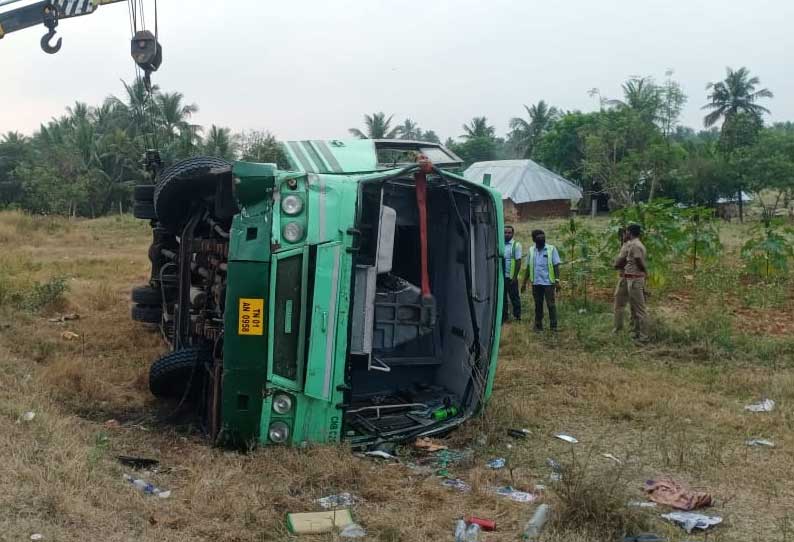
[521,229,561,331]
[502,225,523,322]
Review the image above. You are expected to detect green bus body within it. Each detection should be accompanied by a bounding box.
[138,139,504,447]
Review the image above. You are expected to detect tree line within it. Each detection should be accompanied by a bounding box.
[1,66,792,217]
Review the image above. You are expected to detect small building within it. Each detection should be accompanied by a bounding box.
[464,159,583,221]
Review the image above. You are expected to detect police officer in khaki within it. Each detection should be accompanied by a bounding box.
[613,224,649,341]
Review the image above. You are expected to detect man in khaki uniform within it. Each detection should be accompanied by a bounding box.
[613,224,649,341]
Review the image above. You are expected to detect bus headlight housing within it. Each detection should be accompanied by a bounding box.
[272,393,293,415]
[282,221,304,243]
[281,194,304,215]
[268,421,290,443]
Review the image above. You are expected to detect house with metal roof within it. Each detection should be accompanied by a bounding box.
[464,159,583,220]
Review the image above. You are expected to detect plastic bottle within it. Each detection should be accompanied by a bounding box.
[432,406,459,421]
[123,474,171,498]
[522,504,550,540]
[464,523,481,542]
[454,519,467,542]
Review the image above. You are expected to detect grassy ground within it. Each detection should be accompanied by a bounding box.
[0,210,792,542]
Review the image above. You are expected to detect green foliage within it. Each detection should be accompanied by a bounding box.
[0,275,68,312]
[554,216,605,304]
[610,199,684,287]
[740,219,794,278]
[677,206,723,271]
[349,112,399,139]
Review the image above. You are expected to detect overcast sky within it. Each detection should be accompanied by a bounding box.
[2,0,792,141]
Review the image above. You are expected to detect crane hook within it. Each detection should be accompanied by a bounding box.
[41,28,62,54]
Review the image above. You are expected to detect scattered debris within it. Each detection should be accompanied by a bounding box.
[364,450,396,460]
[465,516,496,531]
[18,411,36,423]
[30,535,43,541]
[413,437,447,452]
[123,474,171,498]
[104,419,121,429]
[286,510,354,534]
[744,399,775,412]
[495,486,536,503]
[622,534,667,542]
[546,458,563,481]
[644,479,713,510]
[521,503,550,540]
[486,457,506,469]
[60,331,80,341]
[508,428,531,439]
[441,478,472,493]
[316,492,361,509]
[454,520,467,541]
[578,308,587,314]
[48,313,80,323]
[746,438,775,447]
[602,453,622,464]
[339,523,367,539]
[628,501,658,508]
[661,512,722,533]
[554,433,578,444]
[117,456,159,470]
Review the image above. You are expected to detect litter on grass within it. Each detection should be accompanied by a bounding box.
[486,457,506,469]
[442,478,472,493]
[364,450,397,460]
[123,474,171,498]
[744,399,775,412]
[746,438,775,447]
[339,523,366,538]
[661,512,722,533]
[60,331,80,340]
[414,437,448,452]
[554,433,578,444]
[628,501,658,508]
[643,479,712,511]
[286,510,354,534]
[494,486,536,503]
[316,493,361,509]
[18,411,36,423]
[602,453,622,464]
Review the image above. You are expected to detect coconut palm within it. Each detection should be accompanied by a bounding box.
[461,117,495,140]
[203,125,237,160]
[509,100,559,158]
[396,118,421,140]
[349,112,399,139]
[154,91,199,141]
[702,67,774,128]
[607,77,661,123]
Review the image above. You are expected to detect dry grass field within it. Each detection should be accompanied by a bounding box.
[1,210,792,542]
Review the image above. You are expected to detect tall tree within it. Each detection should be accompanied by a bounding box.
[702,67,773,128]
[203,125,237,160]
[349,112,399,139]
[509,100,559,158]
[395,118,420,140]
[461,117,495,140]
[607,77,662,124]
[154,91,199,142]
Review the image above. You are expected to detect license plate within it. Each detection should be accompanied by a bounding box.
[238,298,264,335]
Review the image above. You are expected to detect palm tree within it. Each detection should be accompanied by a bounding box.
[396,118,420,140]
[154,91,199,141]
[509,100,559,158]
[349,112,399,139]
[702,67,773,128]
[607,77,661,123]
[461,117,495,140]
[421,130,441,144]
[203,125,237,160]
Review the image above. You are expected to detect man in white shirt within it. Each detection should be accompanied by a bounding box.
[520,229,561,331]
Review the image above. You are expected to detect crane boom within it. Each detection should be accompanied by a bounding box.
[0,0,127,53]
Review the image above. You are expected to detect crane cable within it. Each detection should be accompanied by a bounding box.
[126,0,161,156]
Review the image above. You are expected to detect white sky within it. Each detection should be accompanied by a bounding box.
[2,0,792,140]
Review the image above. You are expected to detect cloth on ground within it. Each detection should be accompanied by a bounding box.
[643,478,712,510]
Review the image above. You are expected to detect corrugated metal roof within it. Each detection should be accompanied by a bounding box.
[463,160,583,204]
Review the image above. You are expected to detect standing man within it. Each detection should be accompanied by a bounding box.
[613,223,649,341]
[521,229,561,332]
[503,225,523,322]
